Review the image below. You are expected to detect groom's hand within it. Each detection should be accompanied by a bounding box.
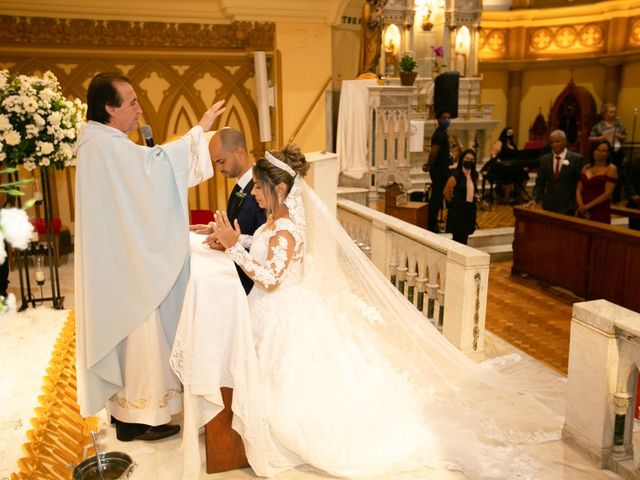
[204,233,225,250]
[190,222,215,235]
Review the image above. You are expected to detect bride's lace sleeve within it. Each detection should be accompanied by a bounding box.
[225,229,296,291]
[238,234,253,249]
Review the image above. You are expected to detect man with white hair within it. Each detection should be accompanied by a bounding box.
[528,130,583,216]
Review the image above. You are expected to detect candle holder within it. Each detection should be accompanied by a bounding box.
[15,168,64,311]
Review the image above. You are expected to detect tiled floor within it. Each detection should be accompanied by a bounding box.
[485,260,577,375]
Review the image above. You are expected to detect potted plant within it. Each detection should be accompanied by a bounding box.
[397,51,418,86]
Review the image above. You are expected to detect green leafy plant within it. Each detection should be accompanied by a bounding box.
[397,51,417,73]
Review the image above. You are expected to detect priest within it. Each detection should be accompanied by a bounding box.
[74,72,224,441]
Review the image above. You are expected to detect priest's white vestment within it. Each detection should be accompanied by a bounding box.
[75,121,213,419]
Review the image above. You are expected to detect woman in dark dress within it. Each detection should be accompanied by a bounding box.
[444,149,478,244]
[576,140,618,223]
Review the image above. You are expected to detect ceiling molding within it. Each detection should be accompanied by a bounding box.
[0,0,354,25]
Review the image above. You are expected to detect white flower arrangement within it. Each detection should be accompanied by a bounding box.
[0,69,86,171]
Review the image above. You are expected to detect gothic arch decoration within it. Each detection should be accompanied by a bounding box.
[1,15,276,228]
[548,80,597,159]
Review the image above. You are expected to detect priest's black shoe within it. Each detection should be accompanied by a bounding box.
[115,419,180,442]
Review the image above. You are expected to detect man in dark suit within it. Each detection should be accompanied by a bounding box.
[528,130,583,216]
[196,127,266,293]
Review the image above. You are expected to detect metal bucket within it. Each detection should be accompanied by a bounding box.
[72,451,135,480]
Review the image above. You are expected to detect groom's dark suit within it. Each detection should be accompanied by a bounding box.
[227,179,266,294]
[533,149,583,216]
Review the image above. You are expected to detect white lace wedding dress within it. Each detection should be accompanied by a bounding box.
[224,178,562,479]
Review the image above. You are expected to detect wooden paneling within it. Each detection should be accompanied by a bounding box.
[513,208,590,295]
[513,206,640,312]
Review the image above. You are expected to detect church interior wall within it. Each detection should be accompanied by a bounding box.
[0,4,334,237]
[478,69,509,142]
[518,65,605,145]
[276,22,332,152]
[619,60,640,135]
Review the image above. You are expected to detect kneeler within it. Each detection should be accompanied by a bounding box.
[205,387,250,473]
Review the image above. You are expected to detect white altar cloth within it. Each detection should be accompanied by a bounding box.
[170,232,253,479]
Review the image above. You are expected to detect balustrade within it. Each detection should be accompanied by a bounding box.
[337,198,489,355]
[564,300,640,479]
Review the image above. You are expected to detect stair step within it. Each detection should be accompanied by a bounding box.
[477,244,513,262]
[468,227,514,248]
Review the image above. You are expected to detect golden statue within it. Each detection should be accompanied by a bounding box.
[358,0,387,75]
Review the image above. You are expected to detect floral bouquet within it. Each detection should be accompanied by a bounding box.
[431,46,446,74]
[0,69,86,171]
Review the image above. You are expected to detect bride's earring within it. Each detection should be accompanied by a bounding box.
[277,193,284,205]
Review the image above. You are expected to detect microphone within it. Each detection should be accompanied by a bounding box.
[140,125,155,147]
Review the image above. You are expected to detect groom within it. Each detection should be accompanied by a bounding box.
[197,127,265,293]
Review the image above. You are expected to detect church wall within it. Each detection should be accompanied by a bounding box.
[619,60,640,136]
[0,10,333,237]
[276,22,332,152]
[478,69,509,144]
[518,65,605,144]
[479,61,640,148]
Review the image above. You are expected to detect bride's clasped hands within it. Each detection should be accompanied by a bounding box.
[212,210,241,249]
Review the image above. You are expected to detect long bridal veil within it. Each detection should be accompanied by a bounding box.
[284,176,563,477]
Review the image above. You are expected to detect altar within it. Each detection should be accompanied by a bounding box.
[170,232,253,479]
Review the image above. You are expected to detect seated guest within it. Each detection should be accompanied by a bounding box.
[576,140,617,223]
[484,127,529,204]
[444,149,478,245]
[527,130,583,216]
[627,155,640,231]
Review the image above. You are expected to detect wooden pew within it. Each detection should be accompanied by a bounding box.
[611,204,640,222]
[512,206,640,313]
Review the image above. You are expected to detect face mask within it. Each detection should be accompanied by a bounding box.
[440,118,450,128]
[462,160,475,170]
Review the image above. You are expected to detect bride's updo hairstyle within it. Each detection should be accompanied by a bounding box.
[253,144,309,208]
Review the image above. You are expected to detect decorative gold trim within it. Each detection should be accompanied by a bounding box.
[11,310,99,480]
[0,15,275,50]
[631,18,640,46]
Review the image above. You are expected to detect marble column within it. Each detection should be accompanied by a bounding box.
[507,68,523,140]
[602,62,622,107]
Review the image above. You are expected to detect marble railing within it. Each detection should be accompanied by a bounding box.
[337,198,490,355]
[564,300,640,479]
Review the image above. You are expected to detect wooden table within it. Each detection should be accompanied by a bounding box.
[385,201,428,228]
[170,233,252,478]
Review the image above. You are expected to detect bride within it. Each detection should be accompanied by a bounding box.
[213,145,561,479]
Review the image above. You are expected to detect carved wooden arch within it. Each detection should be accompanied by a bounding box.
[548,80,597,159]
[191,60,263,156]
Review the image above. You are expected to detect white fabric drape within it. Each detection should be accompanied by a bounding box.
[336,79,377,179]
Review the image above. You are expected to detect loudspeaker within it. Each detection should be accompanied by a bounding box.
[434,71,460,119]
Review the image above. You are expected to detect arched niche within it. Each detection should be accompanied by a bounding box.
[548,80,597,159]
